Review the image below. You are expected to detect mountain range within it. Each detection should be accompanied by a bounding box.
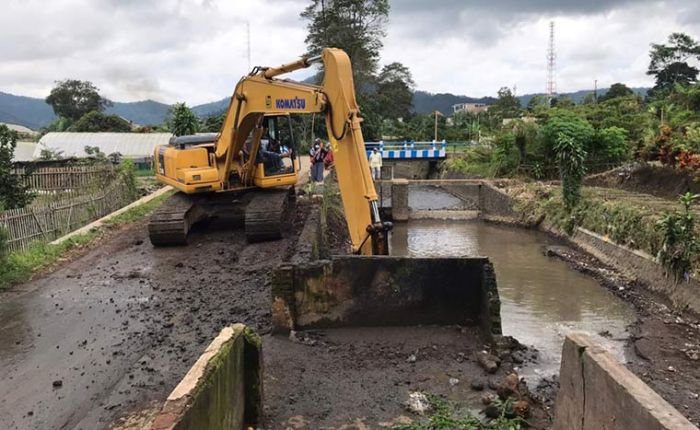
[0,87,649,131]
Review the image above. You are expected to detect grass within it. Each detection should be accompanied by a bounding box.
[442,146,497,178]
[393,394,525,430]
[0,190,173,290]
[506,183,699,266]
[135,168,155,177]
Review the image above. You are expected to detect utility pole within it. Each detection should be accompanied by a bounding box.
[246,21,251,71]
[546,21,557,105]
[594,79,598,104]
[433,110,443,142]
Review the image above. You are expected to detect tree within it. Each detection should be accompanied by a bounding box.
[68,111,132,132]
[300,0,389,88]
[200,111,226,132]
[490,87,521,120]
[596,126,629,162]
[38,148,64,161]
[647,33,700,94]
[542,109,595,157]
[168,103,199,136]
[376,62,414,120]
[554,133,587,211]
[45,79,111,121]
[600,83,634,102]
[0,125,34,209]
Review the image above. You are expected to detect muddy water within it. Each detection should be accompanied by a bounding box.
[390,220,636,380]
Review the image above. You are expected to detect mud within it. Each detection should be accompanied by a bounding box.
[262,326,551,429]
[545,245,700,427]
[0,218,294,430]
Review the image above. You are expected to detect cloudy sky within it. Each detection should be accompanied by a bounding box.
[2,0,700,105]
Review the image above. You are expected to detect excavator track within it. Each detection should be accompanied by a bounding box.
[148,192,206,246]
[245,188,293,242]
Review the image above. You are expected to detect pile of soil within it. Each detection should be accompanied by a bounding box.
[262,326,551,429]
[584,163,700,200]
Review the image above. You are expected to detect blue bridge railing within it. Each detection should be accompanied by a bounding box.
[364,140,478,159]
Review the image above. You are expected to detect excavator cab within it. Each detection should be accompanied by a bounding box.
[252,114,300,188]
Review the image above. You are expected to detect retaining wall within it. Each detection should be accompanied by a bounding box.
[572,227,700,314]
[554,333,697,430]
[383,179,517,221]
[271,256,502,339]
[150,324,262,430]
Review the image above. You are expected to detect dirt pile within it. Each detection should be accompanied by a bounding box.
[584,163,700,200]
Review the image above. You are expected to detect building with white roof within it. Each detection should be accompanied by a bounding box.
[34,132,173,160]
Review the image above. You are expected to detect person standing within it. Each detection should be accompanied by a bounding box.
[311,139,328,183]
[369,147,382,180]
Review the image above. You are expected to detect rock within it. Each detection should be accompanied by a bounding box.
[513,399,531,418]
[405,392,431,415]
[470,380,485,391]
[477,352,500,374]
[406,354,417,363]
[668,366,677,372]
[482,404,500,419]
[52,380,63,388]
[378,416,413,427]
[481,393,497,405]
[497,373,520,399]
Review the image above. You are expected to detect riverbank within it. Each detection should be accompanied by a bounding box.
[494,182,700,426]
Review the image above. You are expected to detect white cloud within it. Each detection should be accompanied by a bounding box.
[0,0,699,105]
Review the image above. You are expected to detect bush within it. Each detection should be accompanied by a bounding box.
[554,133,587,211]
[0,125,34,209]
[68,111,132,132]
[542,109,595,158]
[657,192,700,282]
[597,126,629,162]
[118,159,138,200]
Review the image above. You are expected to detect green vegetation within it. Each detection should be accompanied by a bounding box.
[392,393,525,430]
[657,192,700,282]
[68,111,132,132]
[0,190,171,290]
[45,79,111,122]
[511,183,682,257]
[0,124,34,209]
[554,133,587,211]
[441,32,700,182]
[167,102,199,136]
[118,158,139,200]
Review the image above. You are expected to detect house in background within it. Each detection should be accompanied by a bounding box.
[452,103,489,114]
[1,122,39,139]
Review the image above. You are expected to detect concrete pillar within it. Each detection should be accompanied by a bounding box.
[380,165,393,180]
[391,179,409,221]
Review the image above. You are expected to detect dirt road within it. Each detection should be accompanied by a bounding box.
[0,221,290,430]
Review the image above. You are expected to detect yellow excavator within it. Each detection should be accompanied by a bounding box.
[149,48,392,255]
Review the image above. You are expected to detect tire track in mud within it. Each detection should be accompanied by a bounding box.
[0,220,289,430]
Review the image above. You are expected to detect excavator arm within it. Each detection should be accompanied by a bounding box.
[210,48,391,254]
[154,48,390,254]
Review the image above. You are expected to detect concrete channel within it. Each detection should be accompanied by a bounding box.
[146,179,696,429]
[1,175,698,429]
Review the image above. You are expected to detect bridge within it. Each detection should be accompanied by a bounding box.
[365,141,448,160]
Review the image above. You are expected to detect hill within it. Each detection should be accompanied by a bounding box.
[0,86,651,130]
[0,92,56,130]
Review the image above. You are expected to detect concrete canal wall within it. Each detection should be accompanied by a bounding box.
[150,324,262,430]
[554,333,697,430]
